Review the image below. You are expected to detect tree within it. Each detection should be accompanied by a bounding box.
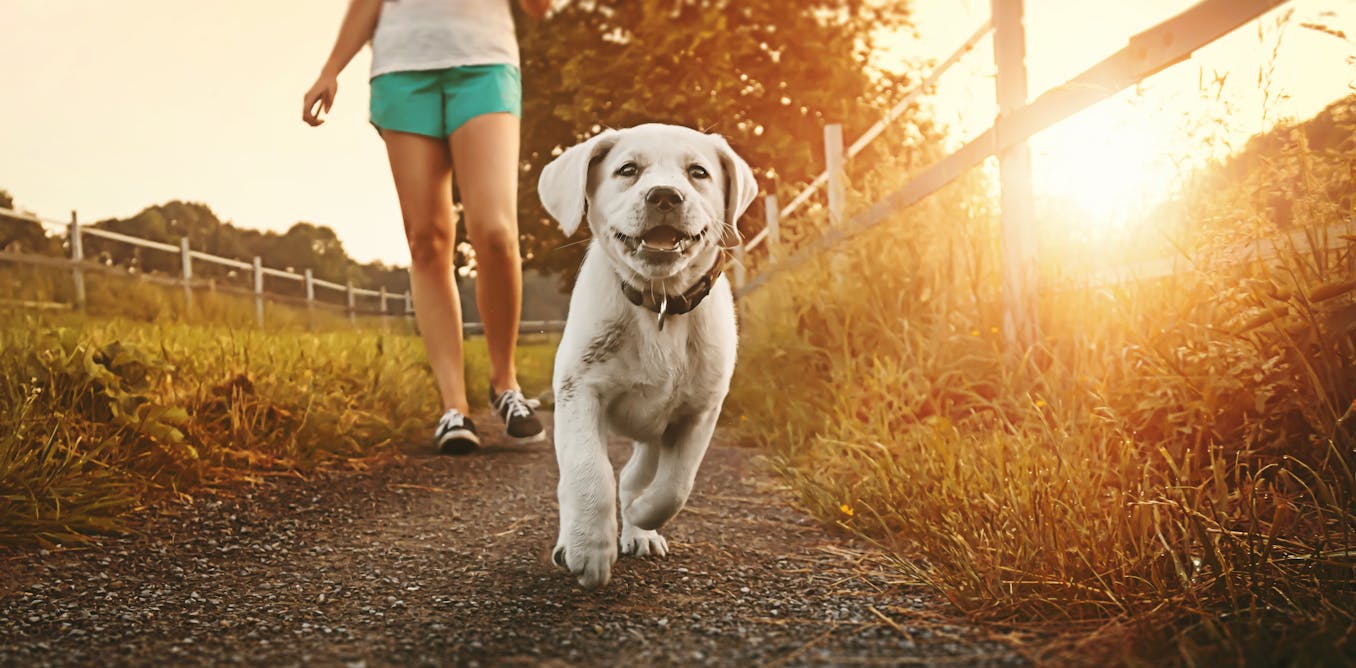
[0,189,59,255]
[87,201,227,275]
[510,0,932,281]
[268,222,351,283]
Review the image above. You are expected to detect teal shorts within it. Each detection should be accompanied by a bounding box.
[369,64,521,138]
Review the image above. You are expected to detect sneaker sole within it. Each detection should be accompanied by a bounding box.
[506,430,547,445]
[436,428,481,455]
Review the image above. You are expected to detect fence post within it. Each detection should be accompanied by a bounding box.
[733,241,747,293]
[68,210,86,310]
[404,290,413,318]
[346,280,356,325]
[179,237,193,308]
[763,194,780,263]
[992,0,1038,347]
[824,124,846,227]
[252,256,264,327]
[304,268,315,309]
[379,285,389,328]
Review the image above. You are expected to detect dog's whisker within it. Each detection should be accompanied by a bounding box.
[553,237,594,252]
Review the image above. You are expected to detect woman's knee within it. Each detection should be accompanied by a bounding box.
[406,222,455,269]
[467,217,518,259]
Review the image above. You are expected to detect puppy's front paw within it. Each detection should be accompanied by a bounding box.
[620,524,669,558]
[552,537,617,589]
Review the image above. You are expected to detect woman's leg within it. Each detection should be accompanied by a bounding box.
[449,112,523,394]
[383,130,470,414]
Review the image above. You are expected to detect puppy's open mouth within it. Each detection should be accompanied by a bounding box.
[613,225,706,254]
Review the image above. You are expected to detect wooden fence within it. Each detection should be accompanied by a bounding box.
[729,0,1291,346]
[0,205,410,326]
[0,205,566,334]
[2,0,1303,339]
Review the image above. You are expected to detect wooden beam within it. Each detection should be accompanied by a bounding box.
[346,280,356,325]
[997,0,1287,154]
[763,194,780,262]
[69,211,85,309]
[824,124,846,227]
[253,256,264,327]
[180,237,194,308]
[746,18,995,244]
[736,0,1287,300]
[992,0,1039,346]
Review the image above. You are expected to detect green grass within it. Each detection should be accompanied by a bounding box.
[0,286,557,548]
[728,116,1356,664]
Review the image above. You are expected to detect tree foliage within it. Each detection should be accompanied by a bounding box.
[0,189,61,255]
[512,0,935,280]
[7,3,942,291]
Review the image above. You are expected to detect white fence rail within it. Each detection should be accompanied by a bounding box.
[0,204,408,326]
[0,204,565,334]
[740,18,995,258]
[729,0,1290,346]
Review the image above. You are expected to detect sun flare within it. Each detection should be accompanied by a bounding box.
[1030,105,1181,235]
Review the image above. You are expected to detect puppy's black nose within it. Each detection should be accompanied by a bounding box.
[646,186,684,212]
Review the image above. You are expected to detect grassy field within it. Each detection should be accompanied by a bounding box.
[0,274,556,548]
[727,100,1356,664]
[6,100,1354,662]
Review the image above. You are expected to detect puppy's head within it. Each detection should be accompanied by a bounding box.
[538,124,757,281]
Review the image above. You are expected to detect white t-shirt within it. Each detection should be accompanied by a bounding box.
[370,0,519,79]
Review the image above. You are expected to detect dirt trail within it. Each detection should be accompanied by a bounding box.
[1,412,1024,667]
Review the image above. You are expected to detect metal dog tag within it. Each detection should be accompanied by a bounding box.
[657,296,668,331]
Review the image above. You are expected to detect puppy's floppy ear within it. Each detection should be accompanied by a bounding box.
[537,129,621,237]
[710,134,759,235]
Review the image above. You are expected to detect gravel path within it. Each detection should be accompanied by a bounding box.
[1,412,1025,667]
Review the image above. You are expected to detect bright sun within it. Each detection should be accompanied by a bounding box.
[1029,102,1181,235]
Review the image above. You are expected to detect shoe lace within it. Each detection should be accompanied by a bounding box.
[495,390,534,419]
[438,410,465,430]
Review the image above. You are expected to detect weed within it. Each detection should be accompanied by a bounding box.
[730,97,1356,664]
[0,307,556,548]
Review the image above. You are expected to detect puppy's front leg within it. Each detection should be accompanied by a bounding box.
[551,390,617,589]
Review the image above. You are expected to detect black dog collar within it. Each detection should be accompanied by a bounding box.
[619,250,729,330]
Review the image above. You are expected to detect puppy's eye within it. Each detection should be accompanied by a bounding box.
[688,164,710,180]
[616,162,638,178]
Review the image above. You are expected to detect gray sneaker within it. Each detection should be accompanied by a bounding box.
[489,387,546,443]
[434,409,481,455]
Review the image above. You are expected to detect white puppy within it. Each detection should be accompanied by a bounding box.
[537,124,757,589]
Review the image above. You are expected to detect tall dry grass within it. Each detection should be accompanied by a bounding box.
[729,103,1356,664]
[0,283,557,547]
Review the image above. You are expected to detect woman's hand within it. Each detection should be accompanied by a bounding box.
[302,73,338,126]
[519,0,551,19]
[302,0,382,126]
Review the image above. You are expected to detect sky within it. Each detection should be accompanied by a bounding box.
[1,0,1353,266]
[901,0,1355,230]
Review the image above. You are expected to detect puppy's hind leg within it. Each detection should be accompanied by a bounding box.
[623,409,720,533]
[618,440,667,557]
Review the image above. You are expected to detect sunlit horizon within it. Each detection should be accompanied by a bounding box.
[896,0,1354,242]
[0,0,1352,265]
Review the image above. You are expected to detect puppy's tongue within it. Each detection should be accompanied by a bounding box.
[640,225,683,250]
